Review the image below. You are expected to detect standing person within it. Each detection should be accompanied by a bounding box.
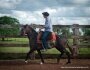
[42,12,53,50]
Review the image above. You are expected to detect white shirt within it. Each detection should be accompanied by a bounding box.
[44,16,53,32]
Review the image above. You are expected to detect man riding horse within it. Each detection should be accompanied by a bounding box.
[20,12,72,64]
[41,12,53,50]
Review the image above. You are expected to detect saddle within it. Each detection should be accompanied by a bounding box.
[37,31,56,48]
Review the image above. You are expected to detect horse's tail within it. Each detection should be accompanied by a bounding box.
[66,40,73,55]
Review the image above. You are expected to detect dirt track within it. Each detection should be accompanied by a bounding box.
[0,59,90,70]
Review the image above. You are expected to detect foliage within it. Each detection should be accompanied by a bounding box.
[54,27,71,36]
[81,28,90,36]
[60,27,72,37]
[84,29,90,36]
[0,16,20,40]
[0,16,19,25]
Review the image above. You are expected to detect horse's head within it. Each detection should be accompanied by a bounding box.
[20,24,32,36]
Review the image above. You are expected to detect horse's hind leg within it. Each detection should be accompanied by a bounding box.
[37,49,44,64]
[65,50,71,64]
[55,47,64,64]
[56,47,71,64]
[57,51,64,64]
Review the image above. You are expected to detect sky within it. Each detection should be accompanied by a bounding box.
[0,0,90,25]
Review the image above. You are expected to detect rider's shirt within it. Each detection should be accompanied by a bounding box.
[44,17,53,32]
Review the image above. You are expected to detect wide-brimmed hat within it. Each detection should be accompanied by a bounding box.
[42,12,49,16]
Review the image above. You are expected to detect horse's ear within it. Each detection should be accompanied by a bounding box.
[24,24,28,28]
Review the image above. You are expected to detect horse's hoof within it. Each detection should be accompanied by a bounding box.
[66,61,71,64]
[25,60,28,64]
[40,62,43,65]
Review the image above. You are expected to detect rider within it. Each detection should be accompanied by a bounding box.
[42,12,53,50]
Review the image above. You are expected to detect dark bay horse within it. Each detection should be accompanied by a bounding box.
[21,25,72,64]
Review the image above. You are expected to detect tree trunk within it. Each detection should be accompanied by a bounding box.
[2,37,5,41]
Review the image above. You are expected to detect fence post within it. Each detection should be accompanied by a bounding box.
[72,24,79,57]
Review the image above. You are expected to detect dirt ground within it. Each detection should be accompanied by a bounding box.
[0,59,90,70]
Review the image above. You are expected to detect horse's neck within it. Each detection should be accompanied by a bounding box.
[27,28,38,40]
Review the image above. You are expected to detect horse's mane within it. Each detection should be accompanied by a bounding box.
[29,26,37,34]
[24,24,38,35]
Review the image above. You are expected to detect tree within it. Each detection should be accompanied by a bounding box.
[0,16,20,41]
[81,28,90,36]
[84,28,90,36]
[60,27,72,38]
[81,28,90,42]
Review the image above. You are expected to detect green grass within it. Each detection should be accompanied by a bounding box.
[0,38,90,54]
[0,47,59,54]
[0,47,29,53]
[68,39,73,45]
[79,48,90,54]
[0,38,90,46]
[0,38,74,45]
[0,38,29,44]
[0,47,90,54]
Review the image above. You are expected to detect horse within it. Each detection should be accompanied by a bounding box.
[20,24,72,64]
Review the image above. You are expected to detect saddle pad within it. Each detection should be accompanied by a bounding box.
[49,32,56,41]
[37,32,56,43]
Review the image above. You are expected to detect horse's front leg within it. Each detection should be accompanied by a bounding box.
[37,49,44,64]
[25,48,35,63]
